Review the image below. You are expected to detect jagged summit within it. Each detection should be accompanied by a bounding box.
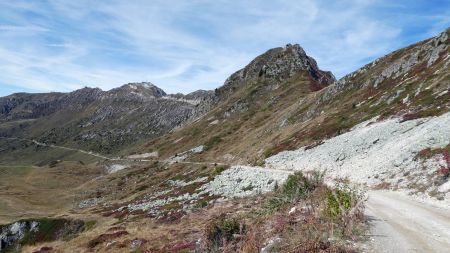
[238,43,335,83]
[217,43,335,98]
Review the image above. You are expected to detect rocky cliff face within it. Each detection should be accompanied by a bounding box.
[322,28,450,101]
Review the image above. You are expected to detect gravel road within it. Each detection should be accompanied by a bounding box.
[366,190,450,253]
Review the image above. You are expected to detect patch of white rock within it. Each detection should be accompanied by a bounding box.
[200,166,290,198]
[107,164,129,174]
[266,112,450,200]
[202,112,450,202]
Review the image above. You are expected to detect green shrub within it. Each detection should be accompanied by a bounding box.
[83,220,97,231]
[323,183,364,218]
[21,218,67,244]
[204,136,223,151]
[210,166,226,178]
[205,215,244,250]
[197,199,208,208]
[263,147,275,158]
[1,218,85,252]
[323,188,353,218]
[265,171,323,211]
[322,183,366,238]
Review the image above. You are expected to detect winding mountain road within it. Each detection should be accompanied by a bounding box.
[0,137,112,160]
[0,137,229,165]
[366,190,450,253]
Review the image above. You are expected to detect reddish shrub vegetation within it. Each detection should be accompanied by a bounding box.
[439,150,450,178]
[167,241,197,252]
[200,172,366,252]
[87,230,129,248]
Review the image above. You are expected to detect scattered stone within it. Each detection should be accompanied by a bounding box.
[199,166,289,197]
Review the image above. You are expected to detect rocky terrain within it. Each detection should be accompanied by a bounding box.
[0,28,448,252]
[266,112,450,202]
[0,82,215,164]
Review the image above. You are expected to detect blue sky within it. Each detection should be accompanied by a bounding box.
[0,0,449,96]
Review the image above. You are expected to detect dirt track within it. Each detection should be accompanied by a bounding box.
[366,190,450,253]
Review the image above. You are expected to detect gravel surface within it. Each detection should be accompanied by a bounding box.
[200,166,291,197]
[366,190,450,253]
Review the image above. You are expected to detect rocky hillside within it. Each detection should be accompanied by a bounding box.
[137,29,449,165]
[138,44,336,164]
[201,27,450,199]
[0,82,214,164]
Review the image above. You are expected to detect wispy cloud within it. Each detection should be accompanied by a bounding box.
[0,0,449,96]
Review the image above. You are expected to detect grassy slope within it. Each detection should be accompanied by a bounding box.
[0,162,103,224]
[139,71,326,164]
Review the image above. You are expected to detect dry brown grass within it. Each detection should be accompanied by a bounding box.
[0,162,103,224]
[14,170,366,253]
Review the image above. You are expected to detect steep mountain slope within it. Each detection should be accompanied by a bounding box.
[0,83,214,164]
[138,44,336,164]
[262,28,450,201]
[266,27,450,156]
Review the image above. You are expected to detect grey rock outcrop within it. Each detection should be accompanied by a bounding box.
[216,44,335,99]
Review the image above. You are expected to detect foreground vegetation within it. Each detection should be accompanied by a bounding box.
[201,172,366,252]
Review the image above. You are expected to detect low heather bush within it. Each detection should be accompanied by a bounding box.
[439,150,450,179]
[323,182,366,238]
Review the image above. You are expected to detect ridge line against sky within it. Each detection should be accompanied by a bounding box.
[0,0,449,96]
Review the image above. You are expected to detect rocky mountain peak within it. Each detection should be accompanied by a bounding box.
[109,82,167,98]
[216,43,335,99]
[236,43,334,83]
